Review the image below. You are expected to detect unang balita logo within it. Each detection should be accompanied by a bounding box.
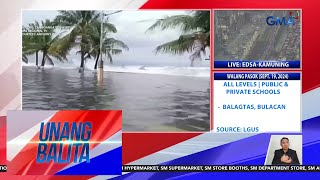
[266,11,300,26]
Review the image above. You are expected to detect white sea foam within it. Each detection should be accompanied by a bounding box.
[101,66,210,77]
[22,61,210,77]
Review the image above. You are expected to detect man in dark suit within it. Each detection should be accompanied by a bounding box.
[272,137,300,165]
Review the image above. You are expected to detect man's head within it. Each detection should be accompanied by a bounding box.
[280,137,290,150]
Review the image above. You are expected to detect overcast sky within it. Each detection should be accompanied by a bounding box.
[23,10,210,67]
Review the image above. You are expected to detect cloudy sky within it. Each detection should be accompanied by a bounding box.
[23,10,210,67]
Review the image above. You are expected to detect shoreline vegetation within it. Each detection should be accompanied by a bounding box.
[22,10,210,71]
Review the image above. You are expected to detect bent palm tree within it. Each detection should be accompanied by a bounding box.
[146,11,210,66]
[54,11,100,72]
[103,37,129,65]
[88,20,129,69]
[22,20,67,67]
[22,21,42,66]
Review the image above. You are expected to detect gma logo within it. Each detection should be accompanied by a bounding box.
[266,11,299,26]
[266,16,295,26]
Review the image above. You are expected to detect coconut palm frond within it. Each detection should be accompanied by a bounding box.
[55,11,80,26]
[48,49,67,61]
[54,11,101,69]
[91,20,117,34]
[83,18,128,67]
[154,34,195,55]
[45,55,55,65]
[146,15,197,33]
[104,22,117,33]
[147,11,210,65]
[50,34,73,58]
[107,49,123,55]
[106,51,113,64]
[23,48,38,56]
[104,38,129,51]
[192,11,211,32]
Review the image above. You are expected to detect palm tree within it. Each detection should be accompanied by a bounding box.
[146,11,210,66]
[87,20,129,70]
[102,37,129,65]
[22,21,42,66]
[22,20,67,67]
[54,11,100,72]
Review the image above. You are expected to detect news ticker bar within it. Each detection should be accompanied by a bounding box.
[122,165,320,172]
[1,165,320,173]
[0,165,7,172]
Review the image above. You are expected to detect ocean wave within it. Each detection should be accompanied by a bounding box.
[101,66,209,77]
[22,62,210,77]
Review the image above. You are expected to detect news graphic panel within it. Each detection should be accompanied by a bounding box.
[214,10,301,69]
[6,110,122,175]
[0,0,318,178]
[265,135,302,165]
[22,10,211,132]
[213,72,301,133]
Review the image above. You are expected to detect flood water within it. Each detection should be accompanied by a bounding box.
[23,67,210,132]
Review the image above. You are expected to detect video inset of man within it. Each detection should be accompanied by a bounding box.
[265,135,302,165]
[271,137,300,165]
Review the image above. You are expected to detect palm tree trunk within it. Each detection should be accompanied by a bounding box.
[190,59,194,67]
[36,51,39,67]
[41,51,46,67]
[94,52,100,70]
[80,51,85,68]
[79,50,85,73]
